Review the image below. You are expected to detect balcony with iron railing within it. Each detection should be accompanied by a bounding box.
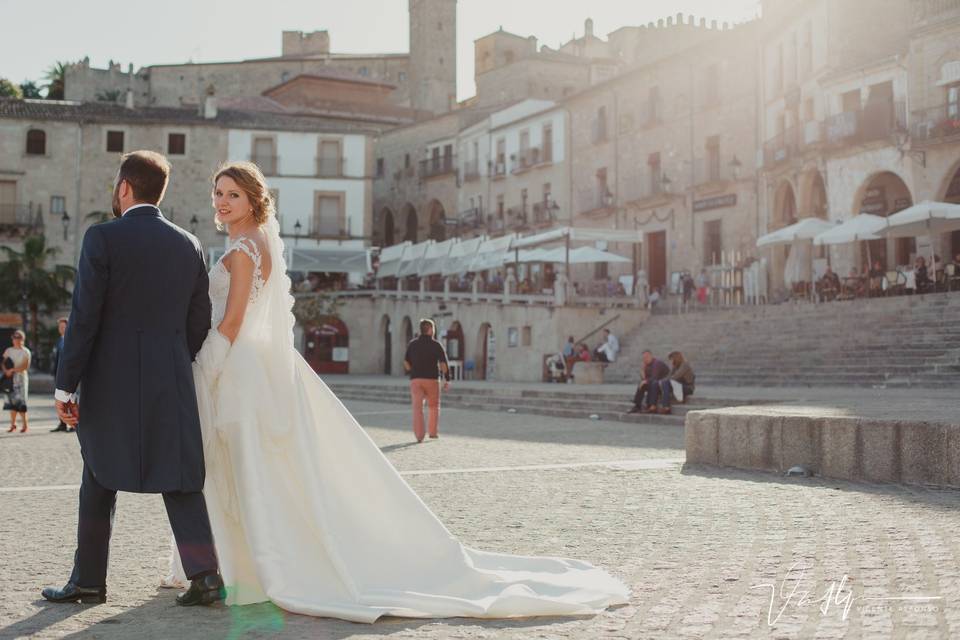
[531,200,559,225]
[824,100,907,146]
[910,104,960,144]
[490,159,507,179]
[762,127,800,167]
[419,155,457,180]
[577,187,614,214]
[250,154,278,176]
[623,171,671,203]
[693,157,740,188]
[511,147,547,173]
[0,204,43,236]
[316,156,346,178]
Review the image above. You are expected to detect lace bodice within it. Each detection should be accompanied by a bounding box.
[210,236,266,326]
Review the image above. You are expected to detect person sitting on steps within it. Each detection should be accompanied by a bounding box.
[656,352,696,415]
[627,351,669,414]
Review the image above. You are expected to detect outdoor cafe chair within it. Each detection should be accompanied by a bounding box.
[884,270,907,296]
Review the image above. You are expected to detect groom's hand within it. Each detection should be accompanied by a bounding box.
[55,400,80,427]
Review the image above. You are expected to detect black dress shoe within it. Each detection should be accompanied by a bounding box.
[42,582,106,604]
[176,573,225,606]
[50,423,67,432]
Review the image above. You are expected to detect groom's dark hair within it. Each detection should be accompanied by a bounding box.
[118,150,170,205]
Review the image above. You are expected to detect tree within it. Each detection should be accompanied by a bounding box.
[43,62,68,100]
[19,80,42,99]
[0,235,75,352]
[0,78,22,98]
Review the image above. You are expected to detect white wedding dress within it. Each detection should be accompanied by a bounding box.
[167,218,629,623]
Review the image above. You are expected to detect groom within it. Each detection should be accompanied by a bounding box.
[43,150,224,606]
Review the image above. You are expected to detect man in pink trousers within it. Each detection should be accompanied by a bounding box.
[403,319,451,442]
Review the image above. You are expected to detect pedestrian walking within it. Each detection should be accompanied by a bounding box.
[50,318,73,432]
[3,330,31,433]
[403,319,451,442]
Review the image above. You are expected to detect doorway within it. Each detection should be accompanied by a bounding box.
[647,231,667,293]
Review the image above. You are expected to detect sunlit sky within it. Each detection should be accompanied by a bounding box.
[0,0,759,101]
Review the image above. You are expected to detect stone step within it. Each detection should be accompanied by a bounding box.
[328,387,689,425]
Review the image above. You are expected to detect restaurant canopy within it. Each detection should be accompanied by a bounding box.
[538,246,633,264]
[511,226,645,249]
[396,240,433,277]
[469,233,517,272]
[813,214,885,245]
[441,236,485,276]
[287,246,371,274]
[417,238,457,277]
[756,218,835,248]
[375,241,411,278]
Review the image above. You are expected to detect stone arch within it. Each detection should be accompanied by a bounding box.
[853,171,914,269]
[380,314,392,375]
[401,316,414,345]
[474,322,495,381]
[444,320,464,362]
[797,170,828,219]
[851,170,912,218]
[773,180,798,229]
[427,199,447,241]
[938,159,960,259]
[380,207,395,247]
[401,203,418,243]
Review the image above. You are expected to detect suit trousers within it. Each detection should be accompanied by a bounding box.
[70,463,218,588]
[410,378,441,441]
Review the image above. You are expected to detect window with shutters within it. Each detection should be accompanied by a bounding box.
[26,129,46,155]
[167,132,186,155]
[313,192,344,237]
[106,130,125,153]
[318,140,341,177]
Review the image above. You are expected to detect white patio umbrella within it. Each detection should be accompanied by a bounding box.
[756,217,836,248]
[878,200,960,238]
[813,214,886,245]
[879,201,960,283]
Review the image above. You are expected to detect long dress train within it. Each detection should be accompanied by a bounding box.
[169,222,629,623]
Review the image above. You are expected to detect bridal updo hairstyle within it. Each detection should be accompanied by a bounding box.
[212,161,276,229]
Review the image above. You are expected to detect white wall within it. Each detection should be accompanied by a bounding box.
[227,129,370,240]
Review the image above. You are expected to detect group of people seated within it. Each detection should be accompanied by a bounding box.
[818,252,960,300]
[628,350,695,415]
[549,330,620,382]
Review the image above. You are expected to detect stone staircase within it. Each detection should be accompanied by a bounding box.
[325,382,756,427]
[605,292,960,388]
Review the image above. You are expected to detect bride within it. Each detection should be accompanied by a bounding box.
[166,161,629,623]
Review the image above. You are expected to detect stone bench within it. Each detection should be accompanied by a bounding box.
[572,361,605,384]
[685,406,960,488]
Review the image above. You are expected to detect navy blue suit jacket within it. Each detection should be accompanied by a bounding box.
[56,205,211,493]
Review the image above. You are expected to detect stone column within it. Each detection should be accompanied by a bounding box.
[504,267,516,304]
[554,267,568,306]
[472,275,479,302]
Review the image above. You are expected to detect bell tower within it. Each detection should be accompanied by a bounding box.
[408,0,457,113]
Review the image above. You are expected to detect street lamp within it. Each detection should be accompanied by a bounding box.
[61,211,70,240]
[189,214,199,235]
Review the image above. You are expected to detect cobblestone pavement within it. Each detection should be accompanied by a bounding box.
[2,397,959,639]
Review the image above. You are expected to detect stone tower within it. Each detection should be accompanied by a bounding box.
[408,0,457,114]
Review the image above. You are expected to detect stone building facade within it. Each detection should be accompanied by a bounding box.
[907,0,960,262]
[64,1,457,115]
[565,18,760,295]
